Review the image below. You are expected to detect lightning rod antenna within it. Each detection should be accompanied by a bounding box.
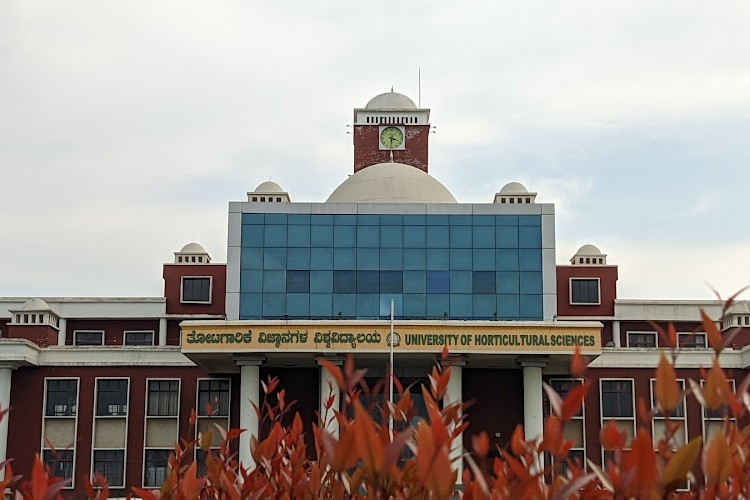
[418,66,421,108]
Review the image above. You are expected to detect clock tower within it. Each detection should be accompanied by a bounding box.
[352,90,431,173]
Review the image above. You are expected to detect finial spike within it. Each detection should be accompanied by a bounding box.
[390,85,394,92]
[389,150,394,162]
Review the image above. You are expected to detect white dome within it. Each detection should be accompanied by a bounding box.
[365,91,417,110]
[499,181,528,194]
[179,242,207,254]
[326,163,457,204]
[21,297,50,311]
[254,181,284,193]
[576,244,602,256]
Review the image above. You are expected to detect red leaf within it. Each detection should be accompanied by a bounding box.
[560,381,590,421]
[472,431,490,458]
[601,420,626,450]
[570,346,588,377]
[318,358,345,392]
[702,310,723,354]
[654,352,680,413]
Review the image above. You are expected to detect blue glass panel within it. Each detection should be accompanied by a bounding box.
[497,271,519,293]
[264,214,287,224]
[403,294,426,317]
[356,248,379,270]
[240,270,263,293]
[310,215,333,225]
[310,225,333,247]
[288,214,311,225]
[472,215,495,226]
[519,226,542,248]
[263,248,286,270]
[496,215,518,226]
[241,226,264,246]
[472,271,495,293]
[519,249,542,271]
[357,271,379,293]
[496,249,519,271]
[449,215,472,226]
[356,294,379,318]
[426,226,449,248]
[403,226,426,247]
[380,271,403,293]
[264,225,287,247]
[287,225,311,247]
[310,248,333,270]
[403,215,426,225]
[519,295,543,319]
[242,214,264,225]
[334,225,356,246]
[380,226,403,247]
[286,294,309,317]
[287,248,310,268]
[519,215,541,226]
[425,215,449,225]
[380,249,402,270]
[497,294,520,319]
[403,271,426,293]
[380,215,403,225]
[449,249,472,270]
[449,226,471,248]
[426,271,450,293]
[473,249,495,271]
[333,248,355,269]
[473,295,496,318]
[358,215,379,225]
[239,293,262,319]
[241,247,263,270]
[262,293,286,317]
[333,215,356,225]
[403,249,426,270]
[450,294,473,318]
[263,270,286,293]
[310,270,333,293]
[426,294,449,318]
[332,294,356,317]
[520,272,543,294]
[333,271,356,293]
[357,226,379,247]
[472,227,494,248]
[286,270,310,293]
[450,271,472,293]
[379,294,403,317]
[496,227,519,248]
[426,248,449,270]
[309,294,333,318]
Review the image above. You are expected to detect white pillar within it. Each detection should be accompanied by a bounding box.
[520,358,547,471]
[158,318,167,346]
[0,366,13,481]
[57,318,67,346]
[236,359,261,471]
[444,361,464,483]
[612,320,621,348]
[318,360,341,437]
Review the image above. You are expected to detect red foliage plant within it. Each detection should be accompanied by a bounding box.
[3,300,750,498]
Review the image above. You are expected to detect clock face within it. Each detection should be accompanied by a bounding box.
[379,126,404,149]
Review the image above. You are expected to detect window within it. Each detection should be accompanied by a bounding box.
[181,277,211,303]
[198,379,230,416]
[678,332,707,348]
[702,379,736,440]
[651,379,687,448]
[570,278,599,304]
[600,379,635,460]
[74,331,104,346]
[124,331,154,346]
[147,380,179,417]
[45,379,78,416]
[472,271,495,294]
[144,449,171,488]
[550,379,585,472]
[286,270,310,293]
[627,332,657,348]
[380,271,402,293]
[43,449,74,481]
[356,271,379,293]
[333,270,356,293]
[93,450,125,488]
[96,379,128,416]
[426,271,450,293]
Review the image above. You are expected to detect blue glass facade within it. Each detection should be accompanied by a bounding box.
[239,213,543,320]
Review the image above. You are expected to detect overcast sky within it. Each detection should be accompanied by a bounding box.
[1,1,749,301]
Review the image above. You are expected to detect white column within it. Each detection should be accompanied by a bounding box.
[318,360,342,437]
[0,366,13,481]
[444,361,464,483]
[57,318,67,346]
[237,360,260,471]
[520,358,547,472]
[158,318,167,346]
[612,320,621,348]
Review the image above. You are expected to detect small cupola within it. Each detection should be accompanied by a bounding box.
[722,301,750,331]
[9,297,60,328]
[247,181,290,203]
[174,242,211,264]
[570,244,607,266]
[494,182,537,204]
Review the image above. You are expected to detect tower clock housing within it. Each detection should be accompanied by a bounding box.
[352,90,431,173]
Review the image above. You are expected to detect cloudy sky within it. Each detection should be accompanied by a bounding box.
[1,1,749,300]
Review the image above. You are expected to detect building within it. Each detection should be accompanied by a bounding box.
[1,90,748,496]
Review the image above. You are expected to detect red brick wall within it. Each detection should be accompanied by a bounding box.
[6,324,58,346]
[353,125,429,173]
[163,264,226,316]
[556,266,618,317]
